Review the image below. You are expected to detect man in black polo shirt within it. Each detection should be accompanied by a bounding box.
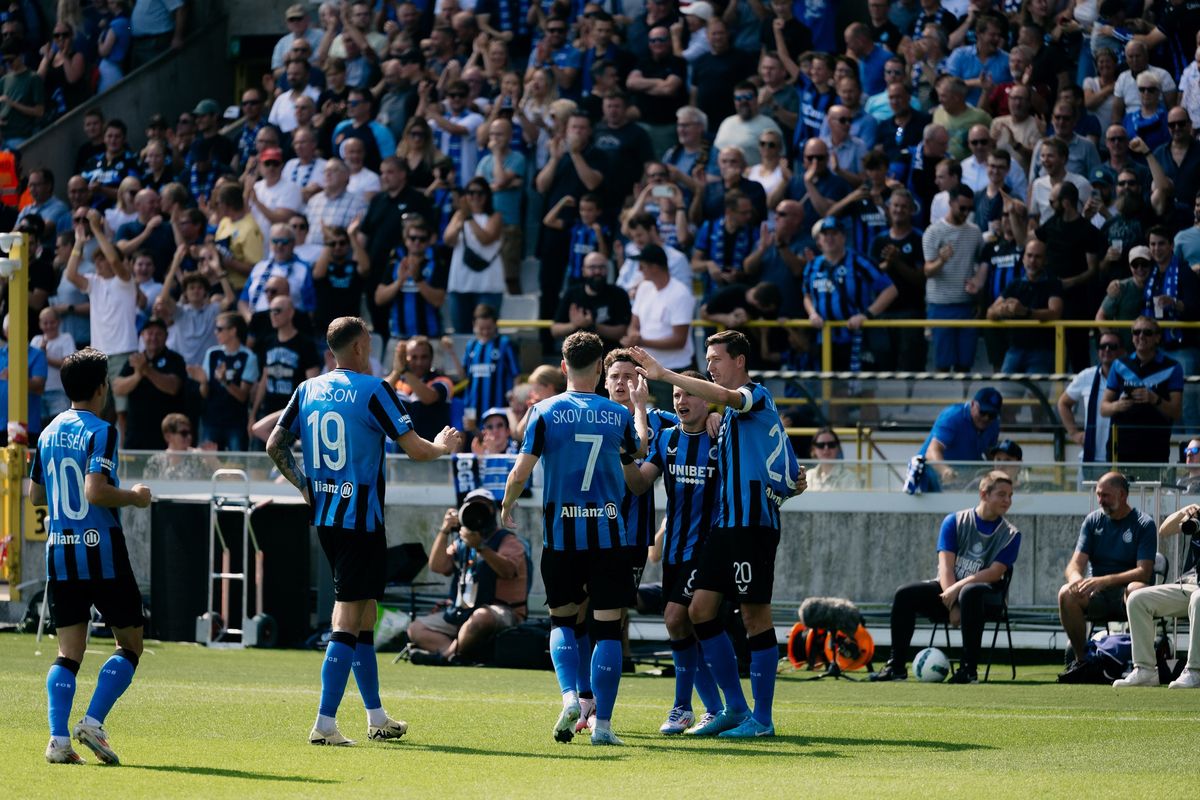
[111,318,187,449]
[1100,315,1184,473]
[625,25,688,155]
[986,238,1062,374]
[691,18,756,134]
[551,252,631,352]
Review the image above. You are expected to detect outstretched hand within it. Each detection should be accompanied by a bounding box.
[628,346,665,381]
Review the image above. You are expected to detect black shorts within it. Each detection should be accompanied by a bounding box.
[541,547,631,611]
[662,560,700,607]
[693,526,780,605]
[49,574,144,630]
[317,526,387,602]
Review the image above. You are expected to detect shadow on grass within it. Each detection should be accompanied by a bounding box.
[619,732,992,755]
[399,743,624,760]
[122,764,337,783]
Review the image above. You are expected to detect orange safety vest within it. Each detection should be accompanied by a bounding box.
[0,150,18,207]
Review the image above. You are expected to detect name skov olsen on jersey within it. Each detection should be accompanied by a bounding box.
[550,407,625,427]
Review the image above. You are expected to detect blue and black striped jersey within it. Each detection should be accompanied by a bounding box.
[715,382,798,531]
[280,369,413,533]
[620,407,678,550]
[802,249,894,344]
[521,391,640,551]
[648,425,718,565]
[461,335,521,416]
[31,409,128,581]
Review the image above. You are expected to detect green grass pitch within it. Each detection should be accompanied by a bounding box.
[0,634,1195,799]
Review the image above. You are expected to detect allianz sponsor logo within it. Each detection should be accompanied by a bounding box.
[314,480,355,498]
[51,529,101,547]
[560,502,618,519]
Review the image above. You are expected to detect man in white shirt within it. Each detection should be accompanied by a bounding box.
[621,244,695,370]
[424,80,485,188]
[713,81,783,167]
[1058,330,1124,468]
[247,147,305,242]
[63,209,138,416]
[271,4,323,75]
[1112,39,1178,124]
[269,59,322,134]
[342,138,381,203]
[960,124,1026,197]
[617,212,692,290]
[284,127,327,200]
[1028,136,1092,223]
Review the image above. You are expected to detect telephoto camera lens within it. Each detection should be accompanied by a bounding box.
[1182,518,1199,537]
[459,499,496,532]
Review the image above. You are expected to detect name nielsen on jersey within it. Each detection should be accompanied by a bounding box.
[559,502,619,519]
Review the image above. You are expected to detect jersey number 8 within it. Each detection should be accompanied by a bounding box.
[306,410,347,470]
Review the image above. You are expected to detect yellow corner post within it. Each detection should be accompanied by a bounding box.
[2,231,28,600]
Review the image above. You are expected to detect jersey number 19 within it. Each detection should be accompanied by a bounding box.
[307,410,347,470]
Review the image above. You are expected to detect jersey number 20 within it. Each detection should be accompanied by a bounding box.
[306,410,347,470]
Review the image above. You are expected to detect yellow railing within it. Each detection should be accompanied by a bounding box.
[497,317,1199,375]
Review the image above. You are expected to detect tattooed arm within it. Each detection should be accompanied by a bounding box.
[267,426,313,506]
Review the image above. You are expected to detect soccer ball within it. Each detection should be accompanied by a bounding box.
[913,647,951,682]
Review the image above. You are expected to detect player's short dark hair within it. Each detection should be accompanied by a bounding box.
[218,311,246,341]
[980,470,1014,495]
[61,347,109,402]
[562,331,604,372]
[326,316,369,352]
[603,348,636,372]
[706,329,751,361]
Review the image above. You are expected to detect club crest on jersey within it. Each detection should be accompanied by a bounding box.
[1123,528,1133,544]
[83,529,100,547]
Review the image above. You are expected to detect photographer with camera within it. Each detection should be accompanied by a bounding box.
[407,490,528,666]
[1113,504,1200,688]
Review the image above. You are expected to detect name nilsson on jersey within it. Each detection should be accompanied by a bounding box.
[310,387,359,403]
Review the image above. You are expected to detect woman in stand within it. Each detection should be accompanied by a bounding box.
[444,176,504,333]
[38,20,88,119]
[806,427,860,491]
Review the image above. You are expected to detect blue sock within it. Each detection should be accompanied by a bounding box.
[318,632,357,719]
[575,630,593,697]
[748,631,778,727]
[694,643,723,714]
[670,637,698,710]
[352,634,381,710]
[548,623,579,696]
[695,622,748,714]
[591,639,623,722]
[47,657,79,738]
[85,650,137,725]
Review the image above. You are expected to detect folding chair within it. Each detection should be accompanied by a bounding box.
[929,569,1016,682]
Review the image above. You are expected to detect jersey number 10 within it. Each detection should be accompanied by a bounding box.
[307,410,347,470]
[44,457,90,522]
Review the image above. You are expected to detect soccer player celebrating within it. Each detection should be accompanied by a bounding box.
[621,371,725,734]
[268,316,462,746]
[31,348,153,765]
[501,331,644,746]
[631,330,804,738]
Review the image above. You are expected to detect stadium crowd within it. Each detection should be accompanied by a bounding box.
[3,0,1200,467]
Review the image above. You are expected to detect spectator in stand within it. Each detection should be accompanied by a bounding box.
[423,79,485,189]
[1154,107,1200,232]
[944,13,1009,107]
[182,137,230,208]
[49,230,90,348]
[879,79,930,162]
[386,335,454,440]
[887,123,948,228]
[821,104,869,187]
[985,237,1062,375]
[691,190,756,298]
[376,217,449,340]
[1178,440,1200,493]
[617,209,690,290]
[130,0,187,68]
[794,51,838,147]
[249,292,321,436]
[932,75,992,162]
[1100,315,1183,472]
[190,312,258,451]
[913,387,1004,493]
[626,24,688,156]
[695,145,767,225]
[272,3,321,75]
[31,307,75,422]
[594,89,655,209]
[700,279,784,369]
[211,183,264,287]
[1058,331,1126,473]
[0,313,47,440]
[690,17,756,136]
[444,176,504,333]
[475,118,525,294]
[303,158,367,246]
[311,222,369,336]
[18,168,71,239]
[844,21,892,97]
[112,316,186,449]
[104,175,142,235]
[39,20,88,119]
[1028,136,1092,224]
[270,57,323,135]
[960,125,1026,198]
[866,188,927,371]
[923,184,984,371]
[161,249,235,367]
[1123,72,1171,152]
[64,208,138,419]
[459,304,520,428]
[285,126,327,200]
[621,244,694,371]
[247,146,304,249]
[713,81,782,169]
[74,109,106,175]
[114,188,173,277]
[239,223,316,317]
[990,83,1042,177]
[96,0,132,92]
[341,136,380,203]
[1111,39,1177,125]
[553,251,631,351]
[140,139,175,193]
[332,86,395,172]
[803,216,897,369]
[674,1,713,64]
[82,119,139,209]
[189,98,236,167]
